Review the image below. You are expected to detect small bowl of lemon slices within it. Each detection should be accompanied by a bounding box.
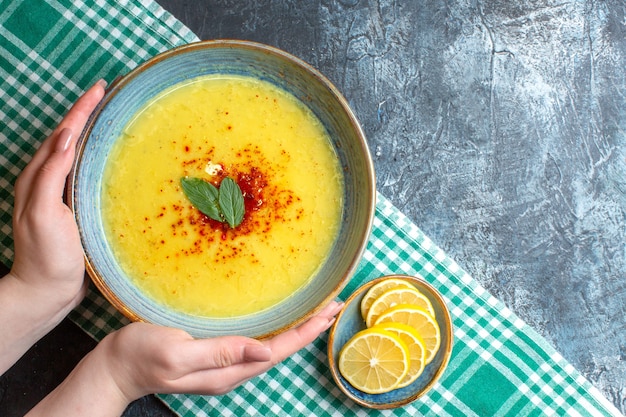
[328,274,453,409]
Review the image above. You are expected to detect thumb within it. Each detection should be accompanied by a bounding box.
[29,128,76,208]
[183,336,272,372]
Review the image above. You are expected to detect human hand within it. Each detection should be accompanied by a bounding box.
[0,80,106,374]
[9,80,106,312]
[104,300,344,401]
[26,300,344,417]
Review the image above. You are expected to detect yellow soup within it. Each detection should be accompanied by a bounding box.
[102,75,343,317]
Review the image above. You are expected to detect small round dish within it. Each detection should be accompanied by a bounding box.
[328,274,453,409]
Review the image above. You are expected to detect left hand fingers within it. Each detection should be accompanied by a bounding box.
[15,80,106,202]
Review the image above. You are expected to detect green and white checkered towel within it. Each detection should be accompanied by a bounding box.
[0,1,621,416]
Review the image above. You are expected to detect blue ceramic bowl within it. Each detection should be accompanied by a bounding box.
[67,40,375,339]
[328,275,453,408]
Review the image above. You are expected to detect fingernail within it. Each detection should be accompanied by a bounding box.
[243,344,272,362]
[55,128,73,152]
[96,78,108,89]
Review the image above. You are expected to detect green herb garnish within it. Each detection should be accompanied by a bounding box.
[181,176,245,228]
[180,177,221,221]
[218,177,245,228]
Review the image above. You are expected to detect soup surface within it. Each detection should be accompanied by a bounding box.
[102,75,343,317]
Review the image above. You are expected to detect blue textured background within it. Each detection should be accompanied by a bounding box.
[158,0,626,413]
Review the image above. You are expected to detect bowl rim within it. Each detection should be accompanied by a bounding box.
[66,39,377,339]
[327,274,454,409]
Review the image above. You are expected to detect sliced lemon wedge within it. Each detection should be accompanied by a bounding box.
[374,304,441,364]
[360,278,417,320]
[373,322,427,387]
[365,286,435,327]
[338,328,411,394]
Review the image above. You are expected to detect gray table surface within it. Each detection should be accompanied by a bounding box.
[0,1,623,416]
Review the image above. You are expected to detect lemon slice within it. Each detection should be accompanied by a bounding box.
[360,278,417,320]
[373,322,426,388]
[374,304,441,364]
[338,328,411,394]
[365,286,435,327]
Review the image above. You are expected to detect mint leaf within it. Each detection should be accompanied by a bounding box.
[180,177,222,222]
[180,176,245,228]
[219,177,245,228]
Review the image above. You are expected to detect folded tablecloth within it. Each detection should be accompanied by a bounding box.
[0,1,621,416]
